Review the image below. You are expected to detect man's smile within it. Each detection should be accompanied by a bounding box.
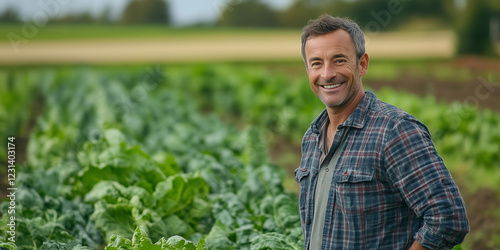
[321,81,345,89]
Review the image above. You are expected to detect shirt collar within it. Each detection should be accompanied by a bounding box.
[310,90,375,135]
[310,109,327,134]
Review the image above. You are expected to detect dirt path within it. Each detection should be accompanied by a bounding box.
[0,31,454,64]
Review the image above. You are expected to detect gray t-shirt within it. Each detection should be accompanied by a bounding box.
[309,125,349,250]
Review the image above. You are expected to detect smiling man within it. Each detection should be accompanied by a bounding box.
[294,15,469,250]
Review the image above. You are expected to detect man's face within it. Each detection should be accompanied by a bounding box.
[304,29,368,110]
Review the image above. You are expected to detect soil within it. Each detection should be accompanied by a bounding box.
[0,95,43,203]
[367,76,500,112]
[460,186,500,249]
[366,57,500,112]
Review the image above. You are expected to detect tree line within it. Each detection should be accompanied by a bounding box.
[220,0,452,29]
[0,0,169,25]
[1,0,498,56]
[217,0,499,56]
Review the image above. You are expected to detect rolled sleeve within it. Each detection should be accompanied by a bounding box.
[384,116,470,249]
[416,223,469,250]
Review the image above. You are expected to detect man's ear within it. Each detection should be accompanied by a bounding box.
[358,53,369,77]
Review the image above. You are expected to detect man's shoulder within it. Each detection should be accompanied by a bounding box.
[367,93,413,122]
[366,93,429,133]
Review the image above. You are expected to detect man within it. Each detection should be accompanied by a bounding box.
[294,15,469,250]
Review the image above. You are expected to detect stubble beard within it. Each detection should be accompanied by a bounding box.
[318,74,357,109]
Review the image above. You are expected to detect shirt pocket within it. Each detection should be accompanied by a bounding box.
[294,168,310,209]
[333,165,378,213]
[294,168,310,183]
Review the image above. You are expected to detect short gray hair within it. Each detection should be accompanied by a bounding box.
[301,15,365,66]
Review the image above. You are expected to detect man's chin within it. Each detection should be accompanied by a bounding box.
[323,100,345,109]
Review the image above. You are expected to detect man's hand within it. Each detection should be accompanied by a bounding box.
[409,240,428,250]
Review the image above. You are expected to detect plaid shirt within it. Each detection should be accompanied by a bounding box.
[295,91,469,250]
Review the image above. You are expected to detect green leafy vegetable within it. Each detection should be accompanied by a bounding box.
[105,227,203,250]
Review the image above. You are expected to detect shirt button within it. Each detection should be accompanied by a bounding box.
[302,169,306,172]
[343,171,349,176]
[325,168,329,172]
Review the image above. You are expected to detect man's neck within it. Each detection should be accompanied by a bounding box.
[326,89,365,130]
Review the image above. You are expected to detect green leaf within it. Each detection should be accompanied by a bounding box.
[84,181,123,204]
[258,196,274,215]
[196,238,205,250]
[237,167,265,204]
[84,181,154,209]
[153,152,182,177]
[153,174,209,216]
[91,201,136,241]
[235,224,258,247]
[17,188,44,216]
[40,241,93,250]
[106,227,204,250]
[250,232,301,250]
[133,209,192,243]
[165,235,196,249]
[75,165,132,196]
[76,132,169,194]
[273,194,300,229]
[0,241,17,250]
[104,129,126,146]
[256,164,285,196]
[204,221,234,250]
[163,215,194,237]
[130,227,163,250]
[105,234,132,250]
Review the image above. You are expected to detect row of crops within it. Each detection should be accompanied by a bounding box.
[165,65,500,190]
[1,64,500,249]
[0,66,303,249]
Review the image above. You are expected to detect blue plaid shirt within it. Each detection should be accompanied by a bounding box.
[295,91,469,249]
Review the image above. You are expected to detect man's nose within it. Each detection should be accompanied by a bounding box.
[321,63,337,81]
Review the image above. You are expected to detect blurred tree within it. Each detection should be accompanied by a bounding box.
[98,5,113,24]
[0,7,20,23]
[456,0,494,56]
[442,0,459,21]
[402,0,449,18]
[120,0,169,24]
[327,0,451,31]
[46,11,115,24]
[53,12,96,24]
[218,0,279,27]
[278,0,320,28]
[277,0,453,31]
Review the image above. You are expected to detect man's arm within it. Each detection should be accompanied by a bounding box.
[384,117,469,249]
[409,240,428,250]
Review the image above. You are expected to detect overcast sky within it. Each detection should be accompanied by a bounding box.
[0,0,294,26]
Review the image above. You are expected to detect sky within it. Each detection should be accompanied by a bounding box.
[0,0,295,26]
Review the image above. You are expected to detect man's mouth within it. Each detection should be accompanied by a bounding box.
[322,82,344,89]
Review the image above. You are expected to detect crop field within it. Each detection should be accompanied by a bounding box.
[0,62,498,249]
[0,26,499,249]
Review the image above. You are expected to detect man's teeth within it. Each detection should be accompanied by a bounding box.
[323,83,342,89]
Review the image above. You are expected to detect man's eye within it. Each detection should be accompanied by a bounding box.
[311,62,321,67]
[336,59,346,64]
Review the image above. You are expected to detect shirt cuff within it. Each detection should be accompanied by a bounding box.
[415,225,457,250]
